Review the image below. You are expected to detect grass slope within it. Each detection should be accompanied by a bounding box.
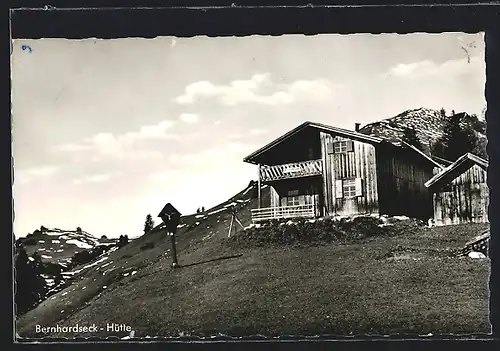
[16,183,491,338]
[16,182,261,338]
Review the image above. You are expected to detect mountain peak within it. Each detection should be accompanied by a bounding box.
[358,107,447,154]
[18,227,116,266]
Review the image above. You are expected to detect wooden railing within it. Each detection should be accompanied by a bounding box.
[260,159,323,182]
[250,204,315,223]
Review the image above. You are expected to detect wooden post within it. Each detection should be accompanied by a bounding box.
[170,232,178,266]
[234,215,244,229]
[228,214,234,237]
[320,132,330,216]
[257,164,262,208]
[162,214,179,268]
[312,184,317,217]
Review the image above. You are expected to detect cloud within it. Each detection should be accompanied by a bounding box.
[72,172,122,185]
[383,55,485,79]
[389,62,428,77]
[175,73,340,106]
[55,120,178,159]
[129,120,177,139]
[15,166,58,184]
[179,113,199,124]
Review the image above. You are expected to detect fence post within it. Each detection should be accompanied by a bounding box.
[257,164,262,208]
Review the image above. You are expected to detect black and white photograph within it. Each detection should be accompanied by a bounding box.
[12,32,491,339]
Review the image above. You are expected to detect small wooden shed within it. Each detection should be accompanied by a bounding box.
[425,153,489,226]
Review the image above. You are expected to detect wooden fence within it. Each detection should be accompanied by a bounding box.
[250,204,316,222]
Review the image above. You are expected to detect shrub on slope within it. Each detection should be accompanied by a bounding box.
[71,243,116,267]
[227,216,427,249]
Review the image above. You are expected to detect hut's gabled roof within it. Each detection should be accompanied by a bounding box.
[243,121,446,169]
[424,153,488,188]
[242,121,383,165]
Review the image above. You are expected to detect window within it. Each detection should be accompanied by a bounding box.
[441,184,452,192]
[286,196,300,206]
[333,140,354,154]
[343,179,357,198]
[335,178,363,198]
[286,190,300,206]
[334,141,348,153]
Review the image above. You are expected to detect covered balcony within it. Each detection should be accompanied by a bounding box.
[259,159,323,182]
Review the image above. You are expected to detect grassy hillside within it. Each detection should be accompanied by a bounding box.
[16,181,264,338]
[16,182,491,339]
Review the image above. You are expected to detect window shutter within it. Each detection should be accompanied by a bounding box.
[299,195,306,205]
[335,179,343,199]
[355,177,363,196]
[346,140,354,152]
[305,195,311,205]
[326,142,334,154]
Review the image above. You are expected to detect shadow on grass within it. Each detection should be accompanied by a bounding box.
[180,254,244,268]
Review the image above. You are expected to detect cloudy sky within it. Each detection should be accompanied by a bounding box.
[11,32,485,238]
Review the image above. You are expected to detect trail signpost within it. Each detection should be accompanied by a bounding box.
[158,202,182,268]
